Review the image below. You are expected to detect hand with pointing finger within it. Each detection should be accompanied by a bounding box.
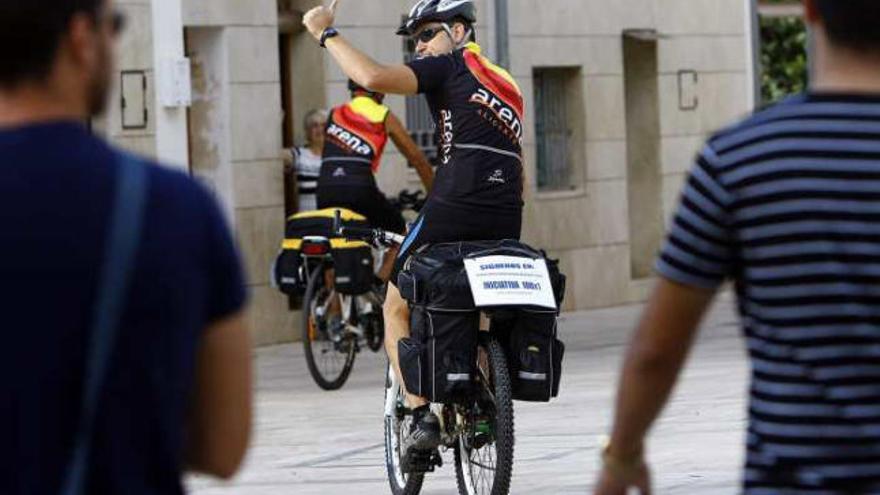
[303,0,339,41]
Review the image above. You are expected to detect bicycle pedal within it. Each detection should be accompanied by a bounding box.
[402,448,442,474]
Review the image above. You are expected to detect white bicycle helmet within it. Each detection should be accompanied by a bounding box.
[397,0,477,36]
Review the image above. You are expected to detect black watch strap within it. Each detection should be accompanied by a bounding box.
[320,27,339,48]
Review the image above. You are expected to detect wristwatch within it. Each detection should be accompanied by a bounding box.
[320,27,339,48]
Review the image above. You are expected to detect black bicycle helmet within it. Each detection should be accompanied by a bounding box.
[397,0,477,36]
[348,79,368,93]
[348,79,385,101]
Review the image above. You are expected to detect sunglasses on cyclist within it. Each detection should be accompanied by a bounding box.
[413,25,450,44]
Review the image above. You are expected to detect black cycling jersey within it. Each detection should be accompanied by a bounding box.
[319,96,390,187]
[406,42,524,212]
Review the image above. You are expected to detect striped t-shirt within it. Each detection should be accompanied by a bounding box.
[657,93,880,494]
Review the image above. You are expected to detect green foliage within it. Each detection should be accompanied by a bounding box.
[760,15,808,104]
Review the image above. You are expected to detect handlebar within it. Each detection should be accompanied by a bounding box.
[333,209,405,248]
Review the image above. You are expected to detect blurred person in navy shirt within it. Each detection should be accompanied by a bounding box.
[0,0,252,493]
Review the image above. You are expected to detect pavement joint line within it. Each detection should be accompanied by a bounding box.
[284,442,384,468]
[518,446,593,462]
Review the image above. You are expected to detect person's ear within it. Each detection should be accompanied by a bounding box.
[452,22,467,45]
[65,13,99,70]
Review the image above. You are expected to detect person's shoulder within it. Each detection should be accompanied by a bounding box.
[706,94,809,154]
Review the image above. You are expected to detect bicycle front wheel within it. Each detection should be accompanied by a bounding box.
[302,264,356,390]
[454,336,515,495]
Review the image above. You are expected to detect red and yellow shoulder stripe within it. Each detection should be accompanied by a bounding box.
[348,96,390,124]
[462,43,524,119]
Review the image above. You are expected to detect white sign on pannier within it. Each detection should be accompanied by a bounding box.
[463,255,557,310]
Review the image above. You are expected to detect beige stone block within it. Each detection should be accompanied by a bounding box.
[521,142,538,190]
[334,0,412,28]
[323,28,409,85]
[510,0,654,37]
[183,0,276,27]
[585,76,627,141]
[509,36,623,79]
[661,172,688,227]
[289,32,327,145]
[655,0,744,36]
[565,245,630,309]
[233,160,286,209]
[227,27,281,84]
[658,35,747,74]
[658,72,749,137]
[230,83,283,161]
[519,78,536,146]
[245,285,301,346]
[659,73,702,136]
[702,73,751,131]
[325,81,349,109]
[521,192,593,252]
[660,135,705,175]
[587,179,629,245]
[235,206,286,287]
[586,139,627,181]
[117,3,152,71]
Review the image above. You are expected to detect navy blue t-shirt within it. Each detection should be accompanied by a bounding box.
[0,122,247,494]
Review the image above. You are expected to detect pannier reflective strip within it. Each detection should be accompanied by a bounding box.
[447,373,470,381]
[518,371,547,381]
[281,238,369,250]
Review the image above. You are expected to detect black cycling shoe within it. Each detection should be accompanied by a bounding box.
[401,408,442,472]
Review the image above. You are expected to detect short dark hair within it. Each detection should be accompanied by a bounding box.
[817,0,880,49]
[0,0,103,88]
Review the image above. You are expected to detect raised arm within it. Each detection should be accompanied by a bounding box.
[386,111,434,191]
[303,1,418,95]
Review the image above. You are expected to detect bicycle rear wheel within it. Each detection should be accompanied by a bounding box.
[454,337,514,495]
[302,264,356,390]
[384,364,425,495]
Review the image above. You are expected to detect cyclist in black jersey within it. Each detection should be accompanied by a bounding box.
[304,0,524,455]
[318,80,434,281]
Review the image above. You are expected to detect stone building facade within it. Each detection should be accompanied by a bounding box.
[98,0,756,345]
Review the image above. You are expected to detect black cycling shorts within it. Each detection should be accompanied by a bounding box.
[391,199,522,284]
[317,183,406,235]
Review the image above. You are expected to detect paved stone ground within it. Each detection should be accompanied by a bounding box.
[188,292,749,494]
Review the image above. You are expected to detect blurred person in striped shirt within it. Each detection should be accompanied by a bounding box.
[595,1,880,494]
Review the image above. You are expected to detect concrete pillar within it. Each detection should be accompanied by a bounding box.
[151,0,190,170]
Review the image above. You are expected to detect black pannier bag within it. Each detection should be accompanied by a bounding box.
[504,309,565,401]
[273,208,371,295]
[396,239,567,403]
[398,306,479,402]
[274,244,305,295]
[332,242,373,295]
